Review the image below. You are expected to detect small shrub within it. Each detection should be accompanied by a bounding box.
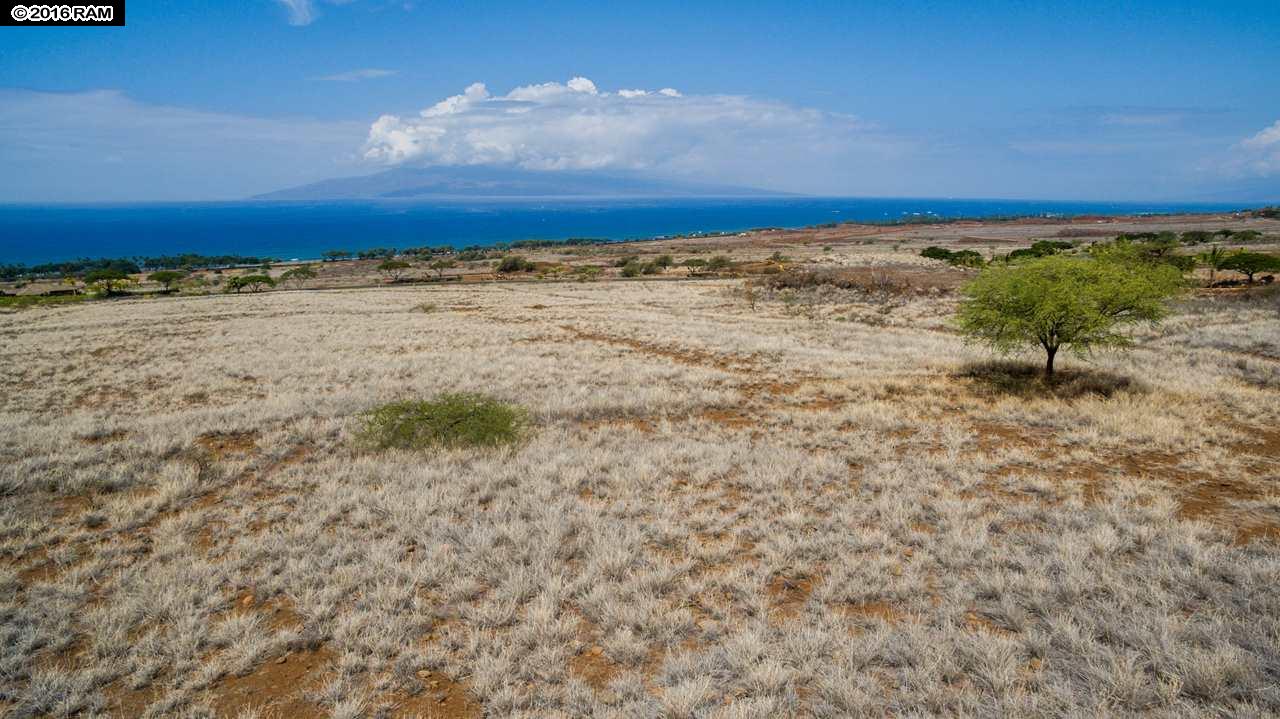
[921,246,985,267]
[620,260,644,278]
[414,302,438,313]
[496,256,533,273]
[356,394,529,451]
[574,266,603,282]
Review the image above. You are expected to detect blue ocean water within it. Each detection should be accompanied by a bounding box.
[0,197,1252,266]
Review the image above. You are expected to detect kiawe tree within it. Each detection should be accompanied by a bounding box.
[956,254,1183,378]
[280,264,317,288]
[428,258,456,278]
[377,259,412,281]
[1220,251,1280,284]
[84,268,134,297]
[147,270,187,292]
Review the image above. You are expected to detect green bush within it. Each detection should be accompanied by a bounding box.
[356,394,529,451]
[1007,240,1073,261]
[496,255,533,273]
[921,246,984,267]
[620,260,644,278]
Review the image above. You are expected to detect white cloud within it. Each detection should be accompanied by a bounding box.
[317,68,397,82]
[1225,120,1280,176]
[276,0,315,25]
[276,0,361,26]
[363,76,884,176]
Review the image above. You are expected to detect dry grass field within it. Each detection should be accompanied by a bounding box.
[2,234,1280,717]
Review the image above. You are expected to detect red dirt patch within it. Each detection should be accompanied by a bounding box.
[386,669,481,718]
[570,644,620,692]
[698,408,755,429]
[205,645,334,718]
[196,430,259,459]
[767,574,816,619]
[105,680,164,718]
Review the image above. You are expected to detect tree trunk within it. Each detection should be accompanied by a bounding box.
[1044,345,1057,378]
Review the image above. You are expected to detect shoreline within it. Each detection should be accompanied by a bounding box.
[3,207,1274,273]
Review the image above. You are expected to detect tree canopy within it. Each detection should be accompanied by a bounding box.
[84,268,134,296]
[1220,252,1280,283]
[956,254,1183,377]
[147,270,187,291]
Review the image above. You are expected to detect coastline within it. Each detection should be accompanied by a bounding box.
[1,198,1272,268]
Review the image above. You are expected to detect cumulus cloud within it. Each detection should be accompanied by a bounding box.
[363,76,879,176]
[317,68,397,82]
[1224,120,1280,177]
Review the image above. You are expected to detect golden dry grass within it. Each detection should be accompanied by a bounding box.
[1,274,1278,717]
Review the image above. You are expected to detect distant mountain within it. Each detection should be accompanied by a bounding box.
[252,166,788,201]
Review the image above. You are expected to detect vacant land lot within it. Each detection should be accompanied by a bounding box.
[2,259,1278,716]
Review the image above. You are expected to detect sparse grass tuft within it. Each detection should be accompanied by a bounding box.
[356,393,529,451]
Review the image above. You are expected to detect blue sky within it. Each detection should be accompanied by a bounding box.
[1,0,1278,202]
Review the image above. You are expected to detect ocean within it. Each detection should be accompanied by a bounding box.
[0,197,1252,266]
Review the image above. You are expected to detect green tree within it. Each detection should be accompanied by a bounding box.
[225,274,276,293]
[147,270,187,292]
[280,264,317,288]
[1220,252,1280,284]
[956,254,1183,378]
[322,250,352,262]
[429,258,457,278]
[84,268,134,297]
[377,259,412,281]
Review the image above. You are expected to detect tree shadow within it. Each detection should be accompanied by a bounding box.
[956,359,1143,400]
